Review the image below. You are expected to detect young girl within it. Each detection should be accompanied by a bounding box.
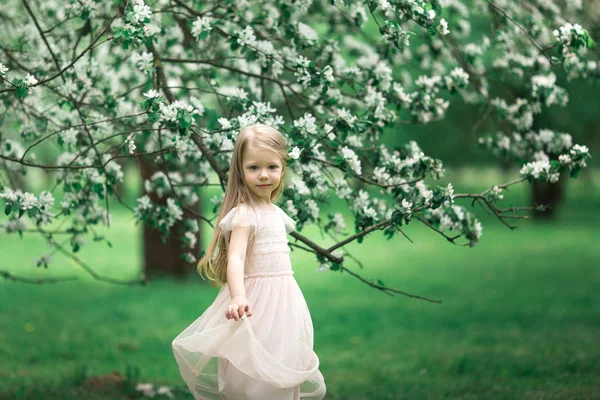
[172,124,326,400]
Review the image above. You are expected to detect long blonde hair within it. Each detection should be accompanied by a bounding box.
[197,124,290,286]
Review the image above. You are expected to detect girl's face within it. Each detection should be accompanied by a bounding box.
[242,142,283,205]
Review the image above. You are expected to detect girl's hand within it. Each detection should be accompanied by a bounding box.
[225,295,252,321]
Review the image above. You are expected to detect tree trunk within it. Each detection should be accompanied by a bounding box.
[531,177,564,219]
[139,157,201,278]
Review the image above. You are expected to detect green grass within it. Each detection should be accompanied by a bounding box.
[1,168,600,399]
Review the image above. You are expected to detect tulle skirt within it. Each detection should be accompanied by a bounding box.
[172,274,326,400]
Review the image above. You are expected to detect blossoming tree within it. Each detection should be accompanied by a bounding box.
[0,0,595,301]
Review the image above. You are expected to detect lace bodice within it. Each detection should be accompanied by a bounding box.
[218,203,296,278]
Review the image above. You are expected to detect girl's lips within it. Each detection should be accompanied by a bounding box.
[257,184,271,189]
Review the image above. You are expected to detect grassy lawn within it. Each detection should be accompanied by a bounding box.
[1,168,599,399]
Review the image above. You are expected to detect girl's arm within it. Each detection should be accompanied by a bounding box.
[225,226,253,321]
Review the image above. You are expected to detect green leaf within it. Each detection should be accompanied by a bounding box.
[385,20,401,31]
[149,112,160,123]
[16,85,28,99]
[584,30,596,48]
[424,2,432,11]
[570,168,580,178]
[61,101,73,112]
[4,203,11,216]
[179,114,192,129]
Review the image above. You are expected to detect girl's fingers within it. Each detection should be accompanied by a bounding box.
[225,303,252,320]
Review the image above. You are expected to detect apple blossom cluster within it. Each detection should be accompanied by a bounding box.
[64,0,97,19]
[1,139,25,162]
[1,187,56,228]
[113,0,153,48]
[561,57,598,81]
[134,195,183,233]
[125,133,137,154]
[553,23,595,59]
[373,0,450,41]
[486,185,505,203]
[141,90,203,136]
[293,56,334,92]
[191,16,213,41]
[530,73,568,108]
[479,129,591,182]
[490,98,534,132]
[421,205,483,244]
[132,52,154,75]
[143,171,199,206]
[340,147,362,176]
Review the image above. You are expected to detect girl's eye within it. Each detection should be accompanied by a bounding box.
[249,166,258,170]
[269,165,279,169]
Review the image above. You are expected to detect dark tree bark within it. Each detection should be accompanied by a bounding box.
[139,157,201,278]
[532,177,564,219]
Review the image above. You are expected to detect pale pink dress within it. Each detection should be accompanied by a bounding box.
[172,203,326,400]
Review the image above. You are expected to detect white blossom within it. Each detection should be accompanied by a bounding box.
[166,198,183,223]
[59,128,78,147]
[553,22,585,46]
[20,192,38,210]
[305,199,320,219]
[401,199,413,216]
[136,383,155,398]
[437,18,450,35]
[157,386,174,399]
[473,220,483,240]
[24,73,38,86]
[132,52,154,75]
[294,113,318,134]
[333,177,352,199]
[218,118,232,129]
[38,191,55,209]
[340,146,362,175]
[363,206,378,220]
[332,213,346,234]
[132,0,151,24]
[298,22,318,42]
[285,200,299,217]
[322,65,334,83]
[291,178,310,195]
[238,26,257,47]
[191,16,212,39]
[289,146,303,160]
[316,263,329,272]
[336,108,358,127]
[144,89,161,99]
[558,154,571,164]
[184,231,197,249]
